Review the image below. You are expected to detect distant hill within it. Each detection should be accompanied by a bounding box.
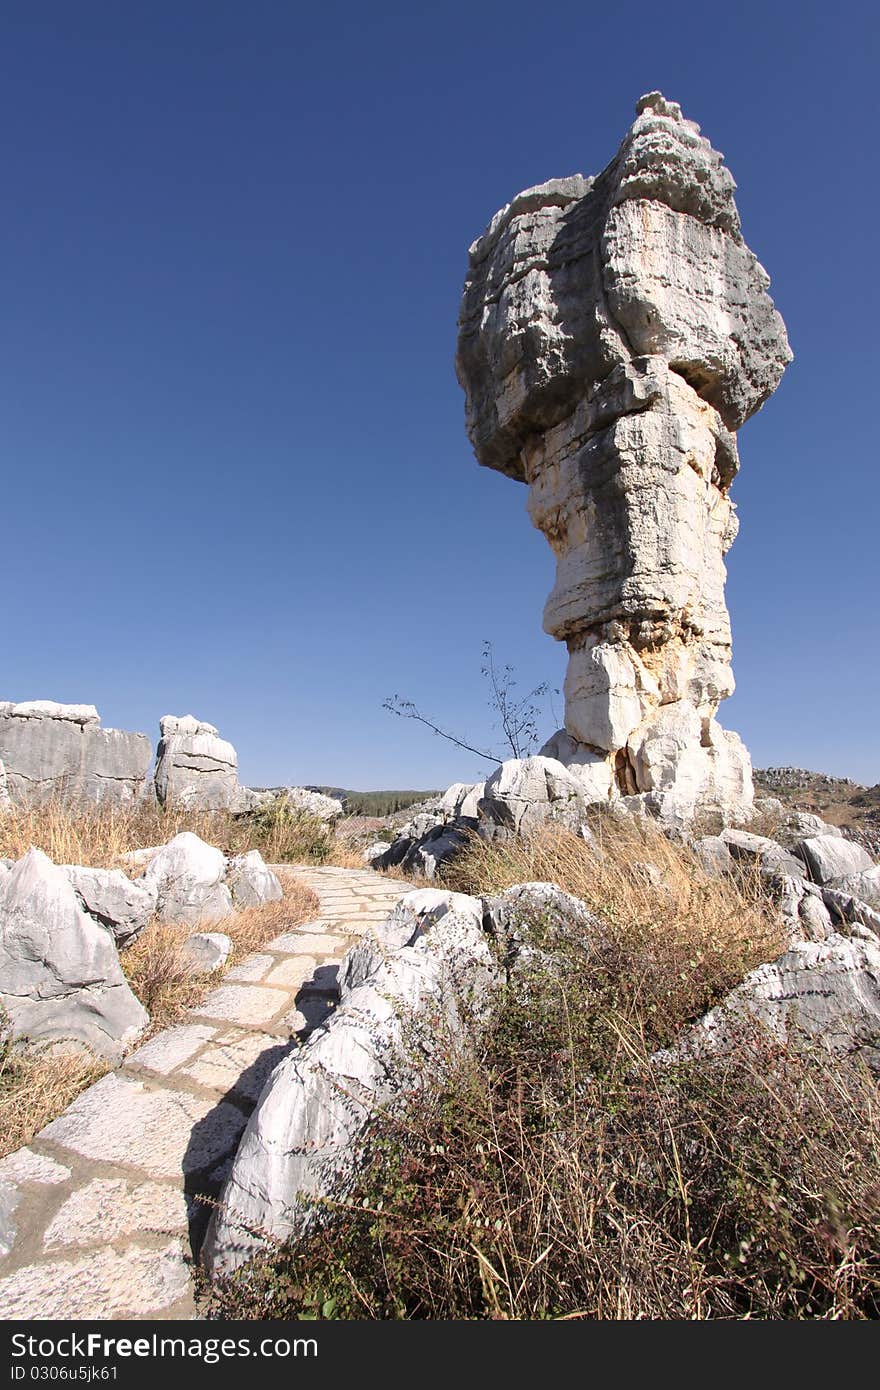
[755,767,880,855]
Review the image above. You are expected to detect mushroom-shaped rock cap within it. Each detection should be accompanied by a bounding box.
[456,93,791,479]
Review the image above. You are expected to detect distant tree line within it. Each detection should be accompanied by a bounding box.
[313,788,439,817]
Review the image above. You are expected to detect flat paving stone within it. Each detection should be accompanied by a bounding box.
[39,1074,247,1179]
[0,1149,71,1186]
[44,1178,187,1249]
[126,1024,216,1076]
[0,864,409,1321]
[0,1240,191,1319]
[264,955,319,988]
[190,983,287,1026]
[224,953,275,983]
[268,931,348,954]
[180,1033,292,1102]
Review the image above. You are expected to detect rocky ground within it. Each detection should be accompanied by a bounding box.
[755,768,880,856]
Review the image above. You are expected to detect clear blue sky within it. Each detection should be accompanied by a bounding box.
[3,1,878,789]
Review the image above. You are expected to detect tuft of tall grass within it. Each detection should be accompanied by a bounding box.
[204,817,871,1322]
[223,1034,879,1320]
[210,965,880,1320]
[443,817,784,1046]
[0,1034,107,1162]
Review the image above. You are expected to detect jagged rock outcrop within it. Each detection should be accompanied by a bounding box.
[456,93,791,824]
[226,851,284,909]
[793,835,873,885]
[0,850,148,1061]
[153,715,241,810]
[662,933,880,1073]
[139,833,281,926]
[479,756,589,835]
[63,867,158,946]
[0,702,152,807]
[181,931,232,974]
[140,833,233,926]
[203,887,500,1274]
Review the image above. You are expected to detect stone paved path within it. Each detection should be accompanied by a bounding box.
[0,866,406,1320]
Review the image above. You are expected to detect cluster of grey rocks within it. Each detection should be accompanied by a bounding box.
[206,823,880,1273]
[0,834,282,1062]
[0,701,343,820]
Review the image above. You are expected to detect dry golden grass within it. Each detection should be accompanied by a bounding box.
[444,815,784,1041]
[121,870,320,1035]
[0,799,209,869]
[212,820,877,1323]
[0,798,340,870]
[214,1028,880,1321]
[0,1043,107,1162]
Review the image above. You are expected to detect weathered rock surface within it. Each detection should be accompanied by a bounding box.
[692,835,734,877]
[720,828,805,879]
[793,834,874,885]
[203,887,499,1274]
[664,933,880,1072]
[278,787,345,821]
[771,811,843,846]
[479,756,589,835]
[772,874,833,945]
[484,881,601,980]
[226,851,283,909]
[182,932,232,974]
[141,832,233,926]
[0,702,152,807]
[154,715,240,810]
[456,93,790,824]
[821,887,880,940]
[64,866,158,946]
[0,849,148,1061]
[825,866,880,912]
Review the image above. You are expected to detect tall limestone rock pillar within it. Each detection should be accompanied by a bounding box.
[456,93,791,822]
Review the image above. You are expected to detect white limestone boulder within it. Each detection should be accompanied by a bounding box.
[825,866,880,912]
[538,731,614,803]
[0,701,152,807]
[226,851,282,909]
[455,93,791,824]
[720,828,806,878]
[141,832,233,927]
[479,756,588,835]
[662,933,880,1072]
[64,866,158,946]
[154,715,240,811]
[182,932,232,974]
[793,835,874,885]
[0,849,148,1062]
[278,787,344,821]
[692,835,734,877]
[773,874,833,945]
